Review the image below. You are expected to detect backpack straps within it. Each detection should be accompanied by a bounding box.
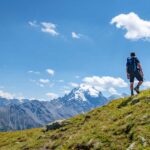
[133,58,137,72]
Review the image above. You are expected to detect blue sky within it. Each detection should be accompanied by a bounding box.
[0,0,150,100]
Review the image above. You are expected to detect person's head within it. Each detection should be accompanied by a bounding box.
[130,52,136,58]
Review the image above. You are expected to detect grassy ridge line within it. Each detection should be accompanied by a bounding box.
[0,90,150,150]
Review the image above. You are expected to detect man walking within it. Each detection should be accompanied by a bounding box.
[126,52,144,96]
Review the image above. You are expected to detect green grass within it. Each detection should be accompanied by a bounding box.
[1,89,150,150]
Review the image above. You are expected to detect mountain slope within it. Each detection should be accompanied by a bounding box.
[0,86,108,131]
[1,90,150,150]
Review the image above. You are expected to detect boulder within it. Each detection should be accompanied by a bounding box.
[44,119,69,131]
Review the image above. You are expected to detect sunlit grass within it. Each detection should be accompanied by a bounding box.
[0,89,150,149]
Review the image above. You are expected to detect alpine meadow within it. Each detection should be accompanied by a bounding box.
[1,0,150,150]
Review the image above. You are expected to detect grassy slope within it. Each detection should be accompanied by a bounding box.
[0,90,150,150]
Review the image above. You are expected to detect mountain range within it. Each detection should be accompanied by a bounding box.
[0,85,126,131]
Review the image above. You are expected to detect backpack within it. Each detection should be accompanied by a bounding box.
[127,57,138,74]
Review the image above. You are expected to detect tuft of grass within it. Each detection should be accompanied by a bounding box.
[1,89,150,149]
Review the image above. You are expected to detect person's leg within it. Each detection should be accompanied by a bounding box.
[130,74,134,96]
[134,71,143,94]
[137,81,143,88]
[134,81,143,93]
[130,82,134,96]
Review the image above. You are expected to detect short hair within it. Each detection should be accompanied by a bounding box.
[130,52,136,57]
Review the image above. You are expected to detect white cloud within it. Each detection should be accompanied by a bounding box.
[142,81,150,88]
[79,83,101,97]
[111,12,150,40]
[28,21,38,27]
[71,32,82,39]
[38,79,51,87]
[29,21,59,36]
[83,76,128,89]
[28,70,40,75]
[37,79,54,88]
[46,69,55,76]
[46,92,58,100]
[41,22,59,36]
[39,79,50,84]
[0,90,15,99]
[69,82,79,88]
[82,76,128,95]
[108,87,119,95]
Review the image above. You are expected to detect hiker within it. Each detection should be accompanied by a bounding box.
[126,52,144,96]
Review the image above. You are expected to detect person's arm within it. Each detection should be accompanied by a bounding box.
[138,63,144,77]
[136,57,144,77]
[126,66,130,79]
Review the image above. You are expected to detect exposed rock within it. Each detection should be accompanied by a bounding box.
[117,98,132,108]
[131,98,140,105]
[44,119,69,131]
[126,142,135,150]
[74,143,93,150]
[139,136,147,147]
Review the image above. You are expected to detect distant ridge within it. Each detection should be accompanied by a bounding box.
[0,85,107,131]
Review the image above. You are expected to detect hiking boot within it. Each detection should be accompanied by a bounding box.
[131,90,134,96]
[134,87,140,94]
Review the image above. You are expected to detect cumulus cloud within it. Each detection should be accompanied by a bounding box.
[29,21,59,36]
[41,22,59,36]
[111,12,150,40]
[142,81,150,88]
[83,76,128,89]
[0,90,15,99]
[82,76,128,95]
[71,32,82,39]
[108,87,119,95]
[46,92,58,100]
[46,69,55,76]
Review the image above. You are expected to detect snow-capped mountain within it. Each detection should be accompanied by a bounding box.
[64,84,108,106]
[67,84,103,101]
[49,85,108,118]
[0,86,108,131]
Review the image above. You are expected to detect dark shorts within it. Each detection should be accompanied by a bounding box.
[130,71,143,83]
